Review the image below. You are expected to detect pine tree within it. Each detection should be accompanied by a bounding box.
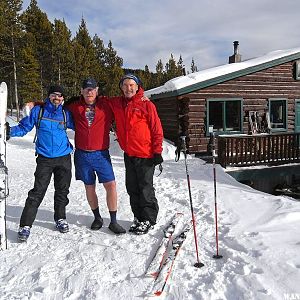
[142,65,152,89]
[177,55,185,75]
[103,40,123,96]
[155,59,164,86]
[72,18,98,93]
[165,53,181,81]
[0,0,23,118]
[52,19,76,97]
[191,58,198,73]
[0,1,11,81]
[21,0,54,98]
[18,34,40,102]
[92,34,107,95]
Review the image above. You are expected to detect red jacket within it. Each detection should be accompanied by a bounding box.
[66,96,113,151]
[108,88,163,158]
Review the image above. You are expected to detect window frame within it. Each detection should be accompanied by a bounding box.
[268,98,288,132]
[295,60,300,80]
[206,98,243,136]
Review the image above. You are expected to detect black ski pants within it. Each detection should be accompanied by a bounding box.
[20,154,72,227]
[124,153,158,225]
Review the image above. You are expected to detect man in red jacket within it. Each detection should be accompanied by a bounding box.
[108,74,164,235]
[66,78,126,234]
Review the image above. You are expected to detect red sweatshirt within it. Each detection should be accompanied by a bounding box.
[66,96,113,151]
[108,88,163,158]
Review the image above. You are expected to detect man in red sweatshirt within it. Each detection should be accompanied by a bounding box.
[108,74,164,235]
[66,78,126,234]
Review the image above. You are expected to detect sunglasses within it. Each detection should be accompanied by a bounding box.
[50,93,63,97]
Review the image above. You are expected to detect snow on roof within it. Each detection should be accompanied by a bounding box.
[145,47,300,98]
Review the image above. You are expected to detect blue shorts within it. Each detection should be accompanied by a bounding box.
[74,149,115,185]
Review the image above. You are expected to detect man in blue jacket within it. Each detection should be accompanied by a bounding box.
[7,85,74,241]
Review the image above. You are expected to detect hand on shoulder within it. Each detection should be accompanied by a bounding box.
[141,95,150,102]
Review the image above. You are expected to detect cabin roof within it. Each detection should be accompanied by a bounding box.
[145,47,300,100]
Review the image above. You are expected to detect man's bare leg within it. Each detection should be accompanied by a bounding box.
[85,184,98,209]
[85,184,103,230]
[103,181,117,211]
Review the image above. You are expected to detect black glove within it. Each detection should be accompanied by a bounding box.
[5,122,10,141]
[153,153,163,166]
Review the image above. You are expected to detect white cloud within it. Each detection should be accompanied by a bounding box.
[22,0,300,72]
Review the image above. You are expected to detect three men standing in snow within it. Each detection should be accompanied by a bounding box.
[7,74,164,241]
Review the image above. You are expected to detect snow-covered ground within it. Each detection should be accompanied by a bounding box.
[1,126,300,300]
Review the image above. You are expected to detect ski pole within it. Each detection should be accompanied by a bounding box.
[180,136,204,268]
[209,126,222,259]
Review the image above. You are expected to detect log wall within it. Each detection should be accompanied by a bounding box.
[153,61,300,154]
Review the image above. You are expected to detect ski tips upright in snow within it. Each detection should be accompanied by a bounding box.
[0,81,8,152]
[0,81,8,251]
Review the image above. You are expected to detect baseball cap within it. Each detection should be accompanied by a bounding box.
[82,78,97,89]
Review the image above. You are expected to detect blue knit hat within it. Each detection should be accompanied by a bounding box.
[119,74,142,89]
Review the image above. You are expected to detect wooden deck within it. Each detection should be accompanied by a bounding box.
[217,133,300,168]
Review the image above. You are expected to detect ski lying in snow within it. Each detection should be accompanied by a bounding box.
[146,221,192,297]
[0,82,8,251]
[145,212,183,278]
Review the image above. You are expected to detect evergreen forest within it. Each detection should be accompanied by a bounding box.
[0,0,198,112]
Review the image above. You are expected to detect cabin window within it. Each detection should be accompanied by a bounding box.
[269,99,287,130]
[207,98,242,133]
[295,60,300,80]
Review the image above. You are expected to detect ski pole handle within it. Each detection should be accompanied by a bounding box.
[209,126,217,157]
[180,135,187,152]
[212,132,216,158]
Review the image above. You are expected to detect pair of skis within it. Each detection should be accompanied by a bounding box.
[0,82,8,251]
[144,213,191,297]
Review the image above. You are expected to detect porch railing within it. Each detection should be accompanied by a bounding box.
[217,133,300,168]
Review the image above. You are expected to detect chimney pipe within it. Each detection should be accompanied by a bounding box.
[233,41,239,55]
[229,41,242,64]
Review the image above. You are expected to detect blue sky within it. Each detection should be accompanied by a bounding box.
[22,0,300,72]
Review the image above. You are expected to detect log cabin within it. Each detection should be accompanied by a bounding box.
[146,42,300,168]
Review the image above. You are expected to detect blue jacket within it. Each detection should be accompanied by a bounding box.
[11,99,74,158]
